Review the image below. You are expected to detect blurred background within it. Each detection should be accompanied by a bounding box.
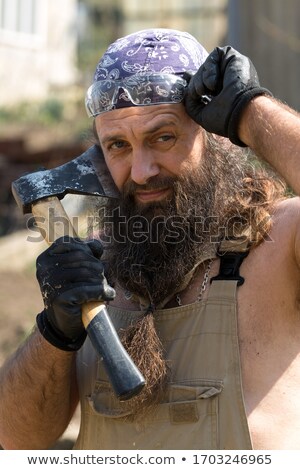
[0,0,299,448]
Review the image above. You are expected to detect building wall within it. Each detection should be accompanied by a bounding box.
[228,0,300,111]
[0,0,78,106]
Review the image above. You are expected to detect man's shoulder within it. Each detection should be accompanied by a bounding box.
[242,196,300,307]
[272,196,300,225]
[269,196,300,266]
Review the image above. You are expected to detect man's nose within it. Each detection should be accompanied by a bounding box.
[130,147,160,185]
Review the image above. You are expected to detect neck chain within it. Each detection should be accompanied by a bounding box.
[124,258,215,310]
[175,259,213,306]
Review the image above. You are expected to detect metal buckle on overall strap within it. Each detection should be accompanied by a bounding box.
[210,238,250,286]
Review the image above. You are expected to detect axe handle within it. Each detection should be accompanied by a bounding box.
[32,196,145,400]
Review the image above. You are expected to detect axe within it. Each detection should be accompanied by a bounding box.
[11,144,145,401]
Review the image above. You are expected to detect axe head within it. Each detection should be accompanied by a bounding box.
[12,145,119,214]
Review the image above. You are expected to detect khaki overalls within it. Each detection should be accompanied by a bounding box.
[75,242,252,450]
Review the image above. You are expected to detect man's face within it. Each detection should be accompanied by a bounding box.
[94,104,219,307]
[95,103,205,198]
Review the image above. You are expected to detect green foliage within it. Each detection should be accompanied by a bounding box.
[0,99,63,126]
[0,89,92,146]
[0,107,12,121]
[38,99,64,124]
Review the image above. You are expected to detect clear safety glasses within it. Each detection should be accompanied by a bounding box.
[85,73,188,117]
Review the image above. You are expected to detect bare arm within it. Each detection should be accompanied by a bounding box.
[0,326,78,450]
[186,46,300,266]
[239,95,300,196]
[238,95,300,267]
[0,237,111,449]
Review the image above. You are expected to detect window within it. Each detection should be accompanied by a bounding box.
[0,0,36,34]
[0,0,46,46]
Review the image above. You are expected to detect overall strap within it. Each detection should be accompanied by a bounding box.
[200,238,253,449]
[210,238,250,286]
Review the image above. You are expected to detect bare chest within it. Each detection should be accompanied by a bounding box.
[235,246,300,449]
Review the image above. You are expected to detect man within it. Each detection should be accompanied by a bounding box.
[0,28,300,450]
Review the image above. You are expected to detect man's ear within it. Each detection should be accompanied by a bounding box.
[92,144,120,199]
[93,120,100,144]
[90,120,119,198]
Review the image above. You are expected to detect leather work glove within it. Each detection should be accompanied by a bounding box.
[36,236,116,351]
[184,46,273,146]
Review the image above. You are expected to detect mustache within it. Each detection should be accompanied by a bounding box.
[122,176,178,197]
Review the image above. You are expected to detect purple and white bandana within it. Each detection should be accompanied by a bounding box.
[86,29,208,114]
[94,28,208,82]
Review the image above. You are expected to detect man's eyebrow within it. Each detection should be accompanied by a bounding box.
[101,120,178,145]
[144,120,178,135]
[101,134,125,146]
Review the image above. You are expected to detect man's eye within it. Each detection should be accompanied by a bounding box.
[157,134,173,142]
[110,140,126,149]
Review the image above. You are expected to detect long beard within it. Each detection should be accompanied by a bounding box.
[97,160,220,419]
[104,167,218,307]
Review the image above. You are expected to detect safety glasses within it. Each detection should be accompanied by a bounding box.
[85,73,188,117]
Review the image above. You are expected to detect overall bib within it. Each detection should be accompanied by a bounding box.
[74,243,252,449]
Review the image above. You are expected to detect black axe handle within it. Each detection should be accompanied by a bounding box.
[32,196,145,401]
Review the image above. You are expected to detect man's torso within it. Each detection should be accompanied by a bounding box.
[77,197,300,449]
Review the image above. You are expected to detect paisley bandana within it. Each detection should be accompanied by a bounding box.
[86,28,208,115]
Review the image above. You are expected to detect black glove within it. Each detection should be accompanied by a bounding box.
[184,46,273,146]
[36,236,116,351]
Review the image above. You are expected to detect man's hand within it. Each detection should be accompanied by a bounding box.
[184,46,272,146]
[36,236,116,351]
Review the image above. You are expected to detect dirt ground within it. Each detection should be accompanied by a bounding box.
[0,230,44,364]
[0,230,80,449]
[0,270,42,363]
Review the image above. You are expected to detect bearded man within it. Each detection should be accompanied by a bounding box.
[0,28,300,450]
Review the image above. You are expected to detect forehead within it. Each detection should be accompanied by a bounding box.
[95,103,197,137]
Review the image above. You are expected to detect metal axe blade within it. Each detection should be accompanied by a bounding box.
[11,145,119,214]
